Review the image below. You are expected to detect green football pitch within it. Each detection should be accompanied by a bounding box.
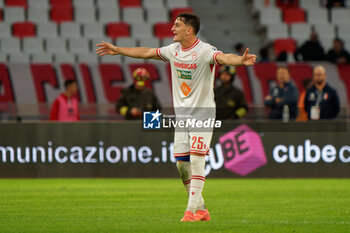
[0,178,349,233]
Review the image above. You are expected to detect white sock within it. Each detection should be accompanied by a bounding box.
[176,161,191,193]
[186,155,206,214]
[177,161,206,211]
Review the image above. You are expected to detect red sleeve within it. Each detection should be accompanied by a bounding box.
[49,99,60,121]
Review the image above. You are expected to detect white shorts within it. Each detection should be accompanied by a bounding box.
[173,127,213,161]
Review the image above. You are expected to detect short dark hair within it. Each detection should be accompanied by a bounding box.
[64,79,76,89]
[277,65,290,73]
[334,38,344,46]
[234,43,244,52]
[177,13,200,35]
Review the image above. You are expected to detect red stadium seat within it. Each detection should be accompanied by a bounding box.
[283,8,305,24]
[337,65,350,104]
[287,63,313,93]
[50,0,72,7]
[107,22,130,39]
[154,22,173,39]
[0,64,15,102]
[274,38,296,56]
[253,63,278,98]
[98,64,125,102]
[236,66,253,104]
[276,0,299,8]
[0,9,2,22]
[5,0,27,8]
[50,6,73,23]
[119,0,141,8]
[171,7,194,22]
[12,22,36,38]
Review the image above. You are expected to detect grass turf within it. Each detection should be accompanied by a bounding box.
[0,178,349,233]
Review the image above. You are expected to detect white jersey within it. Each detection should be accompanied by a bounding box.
[156,38,221,117]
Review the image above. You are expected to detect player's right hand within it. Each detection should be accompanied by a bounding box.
[96,41,118,56]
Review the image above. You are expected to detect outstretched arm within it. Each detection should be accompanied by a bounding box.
[216,48,257,66]
[96,41,160,60]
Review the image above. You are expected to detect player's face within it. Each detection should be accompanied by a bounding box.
[313,67,327,85]
[171,18,188,42]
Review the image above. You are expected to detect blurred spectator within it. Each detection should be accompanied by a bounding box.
[116,68,161,120]
[294,31,325,61]
[50,80,80,121]
[325,0,346,8]
[215,66,248,120]
[326,38,350,64]
[259,47,270,63]
[234,43,245,55]
[296,78,313,121]
[276,51,288,62]
[264,66,299,120]
[304,65,340,120]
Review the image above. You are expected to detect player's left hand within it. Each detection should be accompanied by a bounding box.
[241,48,257,66]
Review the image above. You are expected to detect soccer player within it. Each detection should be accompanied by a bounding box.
[96,13,257,222]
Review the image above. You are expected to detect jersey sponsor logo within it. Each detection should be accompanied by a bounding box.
[173,61,197,70]
[180,82,191,96]
[143,110,161,129]
[176,69,192,80]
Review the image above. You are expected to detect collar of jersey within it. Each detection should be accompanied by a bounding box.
[181,38,200,51]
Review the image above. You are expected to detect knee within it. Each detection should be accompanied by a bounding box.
[190,155,205,170]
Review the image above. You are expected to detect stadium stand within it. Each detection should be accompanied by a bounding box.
[50,5,73,23]
[27,7,50,23]
[4,7,25,23]
[31,53,53,63]
[12,22,36,38]
[97,7,120,23]
[154,22,173,39]
[274,38,297,56]
[282,7,306,24]
[23,38,44,54]
[60,22,81,38]
[50,0,72,7]
[0,23,12,38]
[5,0,27,8]
[119,0,142,8]
[37,22,58,38]
[290,24,312,44]
[106,22,130,39]
[28,0,49,8]
[96,0,118,8]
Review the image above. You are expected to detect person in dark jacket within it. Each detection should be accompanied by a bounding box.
[215,66,248,120]
[294,30,325,61]
[264,66,299,120]
[326,38,350,64]
[304,65,340,120]
[116,68,162,120]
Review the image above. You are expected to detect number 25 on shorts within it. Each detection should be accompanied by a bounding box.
[191,136,206,150]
